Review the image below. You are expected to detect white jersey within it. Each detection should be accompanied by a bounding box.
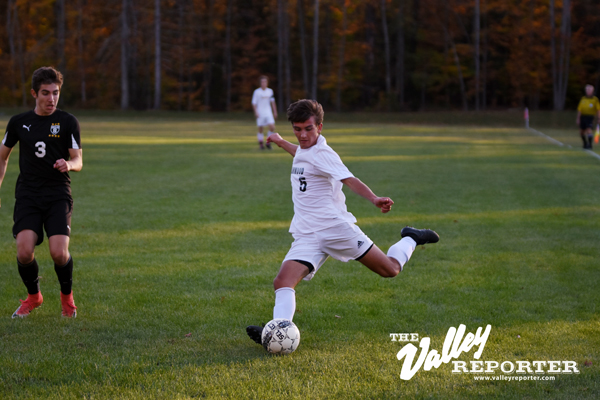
[289,135,356,234]
[251,88,275,117]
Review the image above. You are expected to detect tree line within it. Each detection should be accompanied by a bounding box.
[2,0,599,112]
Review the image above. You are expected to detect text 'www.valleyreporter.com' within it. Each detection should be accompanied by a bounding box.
[473,375,556,382]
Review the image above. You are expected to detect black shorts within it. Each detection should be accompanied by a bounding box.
[13,197,73,246]
[580,115,594,130]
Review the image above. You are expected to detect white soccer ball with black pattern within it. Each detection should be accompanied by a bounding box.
[261,319,301,354]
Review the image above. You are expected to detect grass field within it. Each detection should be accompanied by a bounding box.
[0,111,598,399]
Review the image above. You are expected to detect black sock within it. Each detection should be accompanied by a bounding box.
[18,259,40,295]
[54,256,73,295]
[583,136,590,148]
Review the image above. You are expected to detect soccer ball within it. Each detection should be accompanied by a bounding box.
[261,319,300,354]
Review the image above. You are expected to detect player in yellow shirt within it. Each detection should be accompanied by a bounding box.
[575,84,600,149]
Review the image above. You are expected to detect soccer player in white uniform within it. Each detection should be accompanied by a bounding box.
[246,99,439,346]
[251,75,278,150]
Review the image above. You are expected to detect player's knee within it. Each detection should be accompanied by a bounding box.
[379,260,400,278]
[273,273,299,290]
[50,248,69,265]
[379,269,399,278]
[273,275,286,290]
[16,248,35,265]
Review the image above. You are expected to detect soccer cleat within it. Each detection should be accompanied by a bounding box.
[60,292,77,318]
[246,325,264,345]
[12,292,43,318]
[401,226,440,245]
[266,142,272,150]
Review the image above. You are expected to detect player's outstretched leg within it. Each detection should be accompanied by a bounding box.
[359,227,439,277]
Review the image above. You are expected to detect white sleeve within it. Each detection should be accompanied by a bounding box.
[251,90,258,106]
[313,147,354,181]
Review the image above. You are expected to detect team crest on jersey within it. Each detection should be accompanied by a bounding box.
[50,123,60,136]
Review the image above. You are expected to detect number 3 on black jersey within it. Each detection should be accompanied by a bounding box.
[299,177,307,192]
[34,141,46,158]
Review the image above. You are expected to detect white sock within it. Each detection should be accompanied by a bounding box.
[267,131,274,138]
[273,287,296,321]
[387,237,416,271]
[257,133,264,142]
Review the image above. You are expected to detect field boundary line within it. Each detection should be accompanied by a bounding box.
[527,127,566,146]
[527,127,600,161]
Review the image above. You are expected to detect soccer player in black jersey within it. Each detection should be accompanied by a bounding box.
[0,67,82,318]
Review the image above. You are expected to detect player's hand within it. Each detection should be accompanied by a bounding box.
[54,159,70,173]
[255,112,260,118]
[274,112,278,119]
[373,197,394,213]
[266,133,282,145]
[576,118,580,125]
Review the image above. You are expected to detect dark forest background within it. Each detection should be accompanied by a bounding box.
[1,0,599,113]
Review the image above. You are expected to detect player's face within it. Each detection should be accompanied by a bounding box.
[586,86,594,97]
[292,116,322,149]
[32,83,60,116]
[260,79,268,89]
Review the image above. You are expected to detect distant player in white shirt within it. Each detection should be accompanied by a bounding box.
[246,99,439,346]
[251,75,278,150]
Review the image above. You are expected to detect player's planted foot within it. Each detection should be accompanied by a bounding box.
[12,292,43,318]
[246,325,263,344]
[60,292,77,318]
[401,226,440,245]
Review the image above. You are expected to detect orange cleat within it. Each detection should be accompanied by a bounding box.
[12,292,43,318]
[60,292,77,318]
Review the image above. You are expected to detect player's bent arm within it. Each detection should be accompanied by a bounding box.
[0,144,13,190]
[342,177,394,213]
[271,100,278,119]
[67,149,83,172]
[267,134,298,156]
[54,149,82,173]
[576,111,581,124]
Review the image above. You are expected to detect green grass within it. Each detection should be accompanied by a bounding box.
[0,113,598,399]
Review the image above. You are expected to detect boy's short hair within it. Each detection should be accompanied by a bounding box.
[259,75,268,82]
[32,67,63,94]
[287,99,324,125]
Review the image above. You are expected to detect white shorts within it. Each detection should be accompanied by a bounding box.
[283,222,374,281]
[256,114,275,127]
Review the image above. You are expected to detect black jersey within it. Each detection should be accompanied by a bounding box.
[2,109,81,200]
